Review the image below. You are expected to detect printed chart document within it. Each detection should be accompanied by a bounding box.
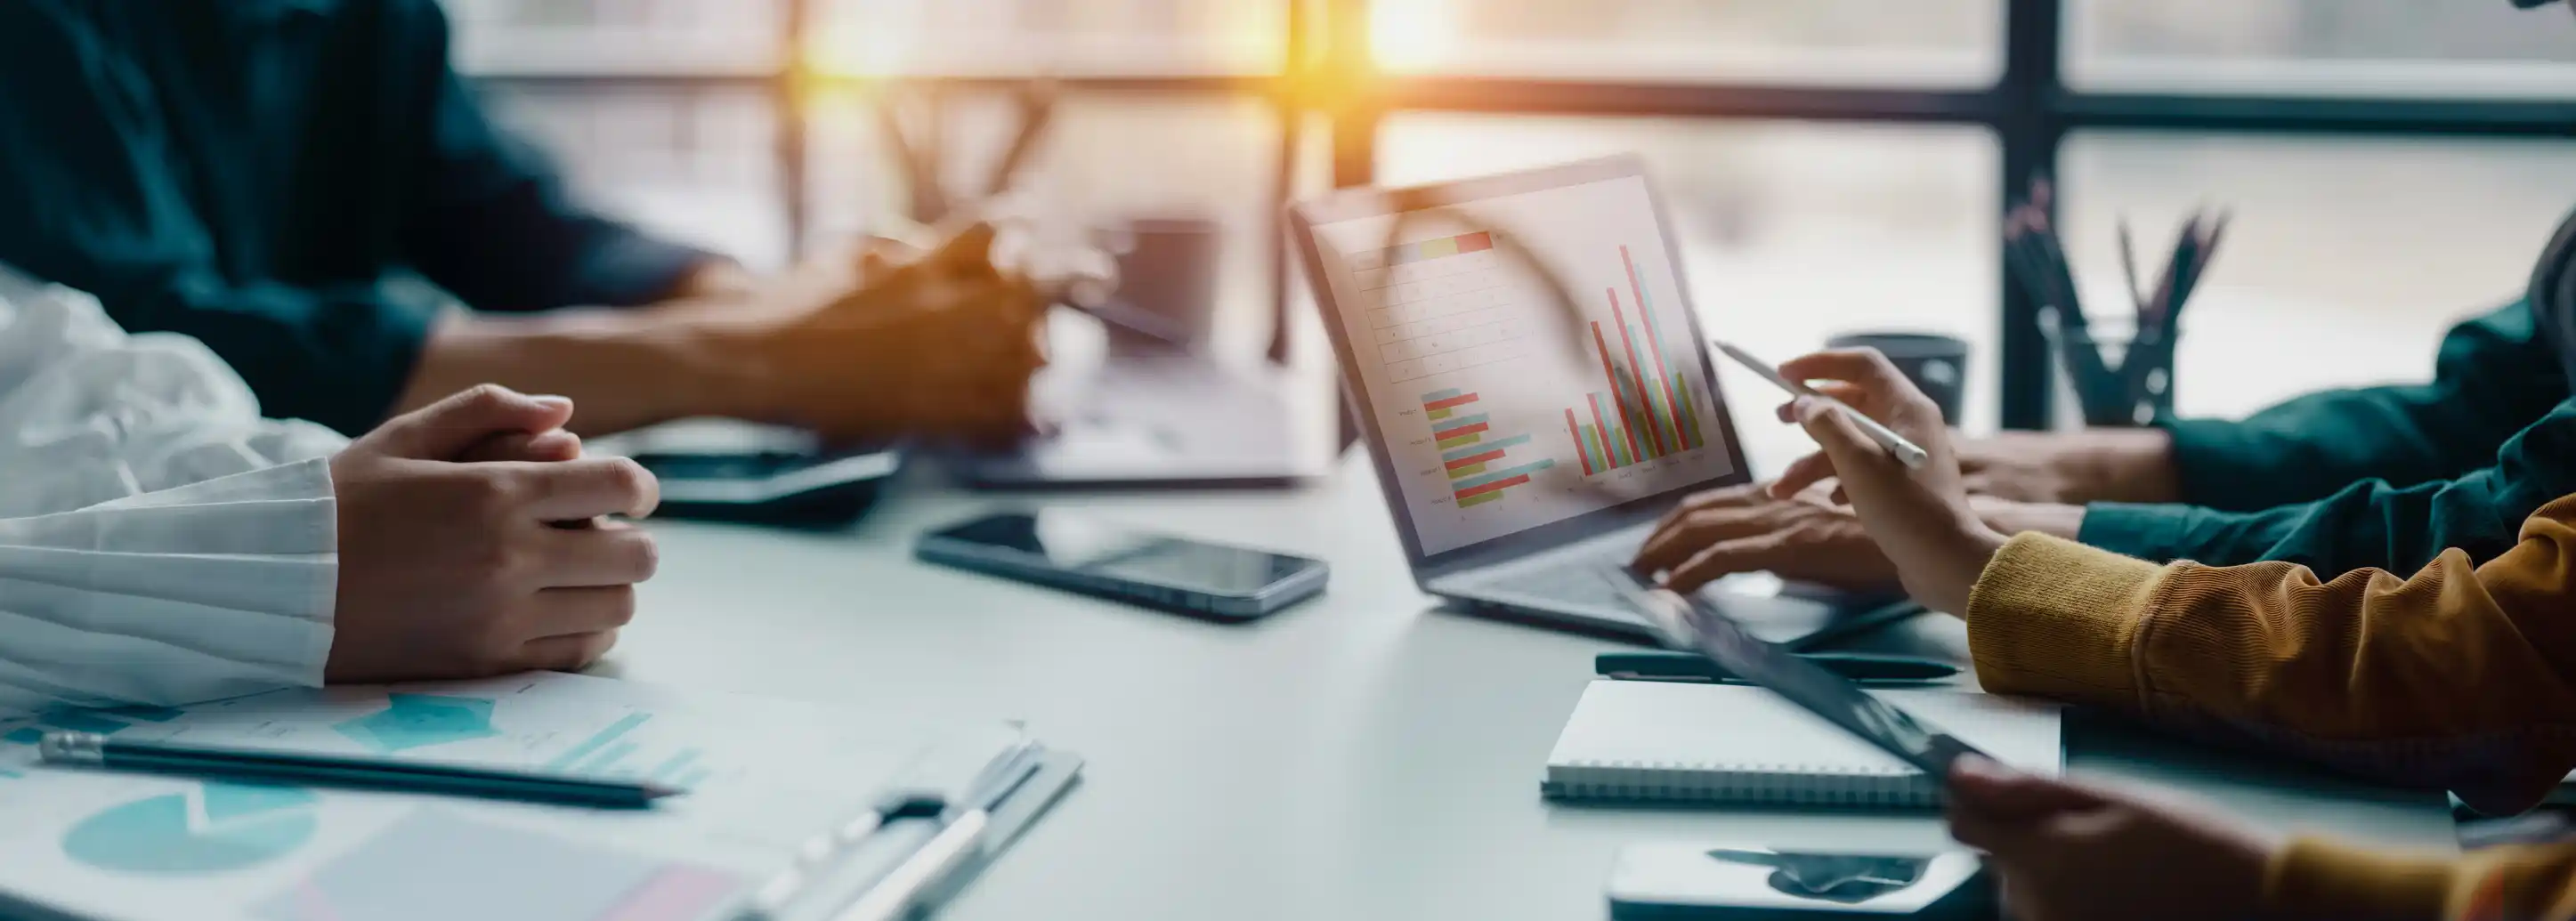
[0,673,1048,921]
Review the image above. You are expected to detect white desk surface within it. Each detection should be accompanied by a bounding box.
[605,450,2457,921]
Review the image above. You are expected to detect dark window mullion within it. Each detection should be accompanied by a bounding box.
[1999,0,2065,430]
[778,0,813,259]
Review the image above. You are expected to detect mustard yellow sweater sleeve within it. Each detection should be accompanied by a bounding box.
[1966,494,2576,814]
[1966,494,2576,920]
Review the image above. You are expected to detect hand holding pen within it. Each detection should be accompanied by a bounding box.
[1758,348,2003,617]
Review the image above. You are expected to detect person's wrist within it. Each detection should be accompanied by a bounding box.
[1938,519,2011,615]
[652,310,782,423]
[1973,496,2086,540]
[2070,428,2179,504]
[668,259,759,301]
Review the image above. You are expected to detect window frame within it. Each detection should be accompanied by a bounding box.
[472,0,2576,427]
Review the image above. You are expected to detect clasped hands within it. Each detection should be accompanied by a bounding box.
[667,219,1113,448]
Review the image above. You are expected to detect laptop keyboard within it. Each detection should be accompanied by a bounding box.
[1482,557,1634,611]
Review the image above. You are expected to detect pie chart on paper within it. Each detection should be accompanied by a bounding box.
[62,782,319,874]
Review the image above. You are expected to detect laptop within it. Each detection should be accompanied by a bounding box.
[1285,154,1851,642]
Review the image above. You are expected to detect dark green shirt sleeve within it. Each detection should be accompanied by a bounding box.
[2080,395,2576,572]
[2151,301,2564,512]
[394,7,717,312]
[0,4,444,435]
[0,0,719,435]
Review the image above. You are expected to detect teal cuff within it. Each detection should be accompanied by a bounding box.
[2076,501,2195,564]
[2159,416,2276,511]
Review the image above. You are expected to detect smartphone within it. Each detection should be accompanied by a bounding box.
[1607,843,1990,920]
[915,512,1328,619]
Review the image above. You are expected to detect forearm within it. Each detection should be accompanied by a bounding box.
[1975,496,2086,540]
[396,308,769,436]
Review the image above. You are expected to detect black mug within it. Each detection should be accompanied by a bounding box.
[1824,332,1970,424]
[1094,215,1222,355]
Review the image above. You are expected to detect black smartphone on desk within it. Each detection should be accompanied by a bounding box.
[629,447,900,526]
[915,512,1328,619]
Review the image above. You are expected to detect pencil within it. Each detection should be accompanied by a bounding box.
[38,731,678,809]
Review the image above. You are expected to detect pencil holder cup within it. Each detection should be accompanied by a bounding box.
[2044,312,2175,429]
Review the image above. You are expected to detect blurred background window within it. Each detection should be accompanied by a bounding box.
[1377,117,2000,446]
[806,0,1287,77]
[2069,0,2576,98]
[454,0,2576,429]
[1362,0,2000,85]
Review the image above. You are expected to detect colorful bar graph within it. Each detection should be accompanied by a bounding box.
[1453,460,1553,492]
[1430,413,1489,434]
[1625,245,1689,456]
[1564,409,1592,476]
[1560,243,1709,474]
[1418,390,1552,508]
[1443,433,1527,463]
[1455,474,1533,499]
[1609,287,1670,457]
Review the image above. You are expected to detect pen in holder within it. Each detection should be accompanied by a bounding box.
[2004,177,2225,430]
[2041,312,2174,428]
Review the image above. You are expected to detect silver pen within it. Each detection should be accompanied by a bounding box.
[1710,340,1929,470]
[734,788,946,921]
[838,739,1047,921]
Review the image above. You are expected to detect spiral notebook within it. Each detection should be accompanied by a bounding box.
[1543,680,2062,808]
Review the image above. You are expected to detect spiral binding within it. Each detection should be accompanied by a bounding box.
[1551,759,1944,808]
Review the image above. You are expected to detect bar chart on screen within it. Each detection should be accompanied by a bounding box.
[1422,388,1554,508]
[1563,244,1708,477]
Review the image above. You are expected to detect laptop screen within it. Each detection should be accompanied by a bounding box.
[1303,163,1742,556]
